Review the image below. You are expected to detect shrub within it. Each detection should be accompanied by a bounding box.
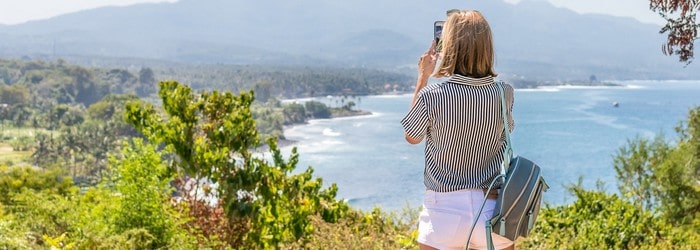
[521,184,667,249]
[109,138,177,248]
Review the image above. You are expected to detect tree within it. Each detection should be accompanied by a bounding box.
[282,102,306,124]
[614,107,700,224]
[589,74,598,83]
[86,94,140,137]
[110,138,175,248]
[137,68,156,97]
[304,101,331,119]
[31,132,58,167]
[0,85,30,107]
[343,101,356,111]
[650,0,700,63]
[125,81,348,247]
[253,80,273,103]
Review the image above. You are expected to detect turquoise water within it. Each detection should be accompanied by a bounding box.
[281,80,700,212]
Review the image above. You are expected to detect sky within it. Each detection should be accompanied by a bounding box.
[0,0,176,25]
[507,0,664,24]
[0,0,664,25]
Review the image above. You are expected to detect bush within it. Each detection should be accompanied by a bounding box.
[0,165,74,205]
[109,138,177,248]
[9,136,32,151]
[286,207,419,249]
[614,107,700,224]
[521,184,668,249]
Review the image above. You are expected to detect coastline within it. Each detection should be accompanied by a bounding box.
[260,108,374,151]
[364,81,633,96]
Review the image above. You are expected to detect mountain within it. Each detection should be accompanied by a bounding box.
[0,0,697,80]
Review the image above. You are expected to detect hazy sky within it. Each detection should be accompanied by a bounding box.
[0,0,663,25]
[0,0,176,25]
[514,0,664,24]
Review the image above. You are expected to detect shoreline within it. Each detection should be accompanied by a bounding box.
[257,108,374,151]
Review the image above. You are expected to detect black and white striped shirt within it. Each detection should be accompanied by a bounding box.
[401,74,514,192]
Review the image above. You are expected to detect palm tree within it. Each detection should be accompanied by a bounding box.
[31,133,57,168]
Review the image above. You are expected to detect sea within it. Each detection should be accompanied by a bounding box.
[279,80,700,212]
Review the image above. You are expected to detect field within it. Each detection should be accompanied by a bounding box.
[0,127,52,166]
[0,143,30,166]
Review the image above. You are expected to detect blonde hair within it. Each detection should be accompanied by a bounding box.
[434,10,497,78]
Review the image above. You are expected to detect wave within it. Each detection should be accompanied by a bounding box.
[517,84,644,92]
[280,97,317,104]
[516,87,560,92]
[554,85,633,89]
[322,128,341,137]
[625,84,645,89]
[373,93,413,98]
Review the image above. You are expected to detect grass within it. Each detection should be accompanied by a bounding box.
[0,126,50,166]
[0,143,31,166]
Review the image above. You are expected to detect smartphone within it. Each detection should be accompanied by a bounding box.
[434,21,445,52]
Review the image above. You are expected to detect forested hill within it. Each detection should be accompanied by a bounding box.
[1,0,698,80]
[0,58,411,142]
[154,65,414,99]
[0,59,412,106]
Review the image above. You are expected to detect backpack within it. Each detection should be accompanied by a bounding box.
[489,156,548,241]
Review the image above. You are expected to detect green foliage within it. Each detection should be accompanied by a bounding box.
[0,59,155,136]
[9,188,77,241]
[282,102,306,125]
[0,165,74,205]
[305,100,331,119]
[521,184,668,249]
[245,139,350,246]
[42,233,75,249]
[125,81,350,247]
[613,135,670,211]
[0,160,197,249]
[252,102,284,140]
[103,228,157,250]
[0,84,30,107]
[0,202,32,249]
[9,135,33,151]
[86,94,141,137]
[155,64,412,99]
[286,207,419,249]
[27,94,139,181]
[126,80,259,178]
[110,138,176,248]
[137,67,157,96]
[614,106,700,224]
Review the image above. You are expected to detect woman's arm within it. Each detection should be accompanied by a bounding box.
[405,42,439,144]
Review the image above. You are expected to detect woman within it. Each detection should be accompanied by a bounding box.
[401,10,515,250]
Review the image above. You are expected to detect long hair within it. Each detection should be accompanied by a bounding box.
[434,10,497,78]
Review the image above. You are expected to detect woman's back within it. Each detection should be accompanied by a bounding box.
[404,75,514,192]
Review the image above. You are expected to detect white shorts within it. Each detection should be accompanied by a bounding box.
[417,189,513,250]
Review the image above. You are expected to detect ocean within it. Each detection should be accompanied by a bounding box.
[280,80,700,212]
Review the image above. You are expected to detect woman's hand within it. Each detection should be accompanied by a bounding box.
[416,41,439,91]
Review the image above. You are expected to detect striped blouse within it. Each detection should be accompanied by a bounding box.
[401,74,515,192]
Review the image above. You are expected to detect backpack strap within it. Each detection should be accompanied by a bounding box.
[496,81,513,175]
[466,81,513,250]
